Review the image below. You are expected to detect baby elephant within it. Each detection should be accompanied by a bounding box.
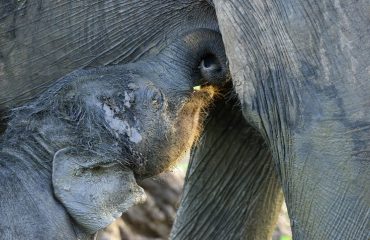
[0,29,228,239]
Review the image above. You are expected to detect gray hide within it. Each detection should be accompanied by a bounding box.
[207,0,369,239]
[0,28,227,239]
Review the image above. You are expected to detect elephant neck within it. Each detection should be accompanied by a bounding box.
[0,134,57,220]
[1,132,58,180]
[0,134,88,239]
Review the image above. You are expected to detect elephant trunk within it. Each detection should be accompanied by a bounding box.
[171,94,283,240]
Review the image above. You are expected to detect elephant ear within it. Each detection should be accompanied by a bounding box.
[52,148,146,234]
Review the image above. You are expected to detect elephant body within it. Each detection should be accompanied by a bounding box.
[0,23,227,238]
[0,0,369,239]
[174,1,369,239]
[211,1,369,239]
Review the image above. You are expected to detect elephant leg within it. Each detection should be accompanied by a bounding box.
[214,0,370,239]
[171,96,283,240]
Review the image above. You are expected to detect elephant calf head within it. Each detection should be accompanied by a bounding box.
[0,29,227,236]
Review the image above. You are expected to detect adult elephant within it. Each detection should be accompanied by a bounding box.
[172,1,370,240]
[0,1,369,240]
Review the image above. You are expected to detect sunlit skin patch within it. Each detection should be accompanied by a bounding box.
[193,85,202,91]
[156,85,220,174]
[179,85,219,144]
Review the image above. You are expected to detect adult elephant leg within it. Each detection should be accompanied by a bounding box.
[214,0,370,239]
[171,95,283,240]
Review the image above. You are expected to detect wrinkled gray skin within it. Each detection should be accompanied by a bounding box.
[1,0,369,240]
[0,28,227,239]
[173,1,370,240]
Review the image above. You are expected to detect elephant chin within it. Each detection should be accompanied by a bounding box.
[52,148,147,234]
[134,85,219,178]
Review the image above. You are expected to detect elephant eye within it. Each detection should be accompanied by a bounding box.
[201,54,222,72]
[198,53,226,86]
